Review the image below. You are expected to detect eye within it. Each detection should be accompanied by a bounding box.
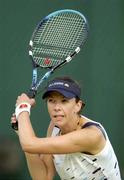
[47,98,53,103]
[61,98,68,103]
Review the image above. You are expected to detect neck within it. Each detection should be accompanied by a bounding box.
[60,116,83,135]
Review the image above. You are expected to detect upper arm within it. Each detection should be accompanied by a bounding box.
[44,126,106,154]
[40,121,56,179]
[25,122,105,155]
[24,124,106,155]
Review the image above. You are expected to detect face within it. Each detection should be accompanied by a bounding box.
[46,92,82,128]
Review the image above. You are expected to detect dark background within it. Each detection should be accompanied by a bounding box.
[0,0,124,179]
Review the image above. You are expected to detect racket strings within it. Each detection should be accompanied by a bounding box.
[33,46,71,59]
[33,57,61,68]
[35,14,85,48]
[32,45,71,68]
[31,12,88,67]
[39,25,82,49]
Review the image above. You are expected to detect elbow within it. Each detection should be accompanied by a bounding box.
[21,142,33,153]
[21,143,32,153]
[20,137,36,154]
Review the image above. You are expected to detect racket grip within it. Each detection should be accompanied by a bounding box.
[27,89,37,98]
[11,121,18,131]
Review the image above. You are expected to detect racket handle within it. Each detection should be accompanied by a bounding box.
[11,121,18,131]
[27,89,37,98]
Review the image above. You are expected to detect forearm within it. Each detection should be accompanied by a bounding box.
[25,152,48,180]
[17,113,54,180]
[18,111,36,151]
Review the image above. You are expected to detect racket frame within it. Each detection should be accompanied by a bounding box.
[12,9,89,130]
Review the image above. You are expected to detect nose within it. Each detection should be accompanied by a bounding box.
[54,102,61,111]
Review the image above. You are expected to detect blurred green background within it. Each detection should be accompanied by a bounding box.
[0,0,124,179]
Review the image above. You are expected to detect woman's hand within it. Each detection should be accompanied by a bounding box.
[11,93,36,131]
[11,113,18,134]
[16,93,36,107]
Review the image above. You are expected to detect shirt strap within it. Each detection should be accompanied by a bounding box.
[82,122,106,139]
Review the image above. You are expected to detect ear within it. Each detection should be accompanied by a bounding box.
[74,100,83,113]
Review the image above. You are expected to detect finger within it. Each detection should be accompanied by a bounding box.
[12,113,16,117]
[11,114,17,122]
[11,119,17,124]
[11,116,17,122]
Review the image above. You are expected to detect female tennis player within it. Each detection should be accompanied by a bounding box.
[11,76,121,180]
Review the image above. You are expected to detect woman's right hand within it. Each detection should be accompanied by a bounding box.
[11,113,18,134]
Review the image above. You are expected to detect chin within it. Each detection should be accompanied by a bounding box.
[54,121,65,128]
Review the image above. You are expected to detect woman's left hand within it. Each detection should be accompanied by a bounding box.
[16,93,36,107]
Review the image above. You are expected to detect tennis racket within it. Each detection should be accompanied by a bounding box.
[12,9,89,130]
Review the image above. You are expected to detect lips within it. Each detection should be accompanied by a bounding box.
[53,115,64,118]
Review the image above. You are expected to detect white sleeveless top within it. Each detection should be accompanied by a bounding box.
[52,116,121,180]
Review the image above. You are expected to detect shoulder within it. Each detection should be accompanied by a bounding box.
[79,119,107,154]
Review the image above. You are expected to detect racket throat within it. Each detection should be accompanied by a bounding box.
[35,70,53,93]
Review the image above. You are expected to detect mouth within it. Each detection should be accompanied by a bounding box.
[52,115,65,126]
[53,115,64,118]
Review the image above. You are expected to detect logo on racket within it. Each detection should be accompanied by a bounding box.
[44,58,51,65]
